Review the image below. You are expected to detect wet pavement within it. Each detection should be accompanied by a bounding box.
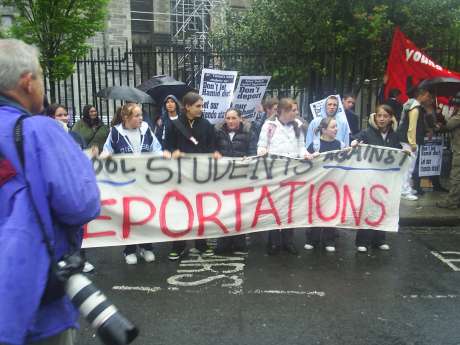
[77,223,460,345]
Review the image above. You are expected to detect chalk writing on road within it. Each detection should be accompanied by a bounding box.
[167,254,245,294]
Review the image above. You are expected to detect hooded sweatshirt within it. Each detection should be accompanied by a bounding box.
[305,96,350,148]
[354,113,401,149]
[156,94,181,146]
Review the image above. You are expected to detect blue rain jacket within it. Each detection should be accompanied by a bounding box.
[0,96,100,344]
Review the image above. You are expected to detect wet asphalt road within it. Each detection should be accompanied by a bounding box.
[76,227,460,345]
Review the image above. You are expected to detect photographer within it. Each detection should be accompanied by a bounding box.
[0,39,100,345]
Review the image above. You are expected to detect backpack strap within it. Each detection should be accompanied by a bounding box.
[14,114,29,167]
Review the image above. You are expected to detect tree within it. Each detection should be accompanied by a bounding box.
[211,0,460,93]
[1,0,110,102]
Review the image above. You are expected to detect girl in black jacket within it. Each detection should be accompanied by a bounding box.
[351,104,401,252]
[214,108,253,254]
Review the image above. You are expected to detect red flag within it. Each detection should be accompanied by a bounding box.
[384,27,460,102]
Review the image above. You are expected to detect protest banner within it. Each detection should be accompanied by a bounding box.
[199,68,238,124]
[419,136,443,177]
[83,145,410,248]
[385,28,460,103]
[232,76,271,121]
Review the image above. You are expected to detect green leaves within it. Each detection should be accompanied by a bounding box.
[211,0,460,90]
[2,0,109,84]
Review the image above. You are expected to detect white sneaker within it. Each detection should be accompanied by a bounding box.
[139,249,155,262]
[401,193,418,201]
[357,246,367,252]
[325,246,336,253]
[82,261,95,273]
[124,253,138,265]
[410,188,417,195]
[189,248,200,254]
[379,244,390,251]
[304,244,314,250]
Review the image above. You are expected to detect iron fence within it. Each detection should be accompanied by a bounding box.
[46,41,460,128]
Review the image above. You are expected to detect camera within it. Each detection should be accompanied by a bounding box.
[56,255,139,345]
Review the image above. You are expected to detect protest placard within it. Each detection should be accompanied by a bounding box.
[83,145,410,248]
[232,76,271,121]
[309,94,348,123]
[419,136,443,177]
[199,68,238,124]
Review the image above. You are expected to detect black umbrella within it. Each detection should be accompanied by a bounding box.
[417,77,460,97]
[96,86,154,103]
[136,75,194,104]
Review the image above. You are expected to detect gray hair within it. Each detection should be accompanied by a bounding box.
[0,39,41,92]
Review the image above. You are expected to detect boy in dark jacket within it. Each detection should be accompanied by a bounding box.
[351,104,401,252]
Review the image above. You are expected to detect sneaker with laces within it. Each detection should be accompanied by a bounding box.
[378,244,390,251]
[401,193,418,201]
[201,248,215,257]
[82,261,95,273]
[304,244,314,250]
[124,253,138,265]
[139,249,155,262]
[357,246,367,253]
[325,246,336,253]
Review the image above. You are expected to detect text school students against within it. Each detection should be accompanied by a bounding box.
[351,104,401,252]
[304,117,344,252]
[164,91,220,260]
[257,98,310,255]
[101,103,170,264]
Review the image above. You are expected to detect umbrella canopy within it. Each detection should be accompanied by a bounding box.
[136,75,194,105]
[96,86,154,103]
[418,77,460,97]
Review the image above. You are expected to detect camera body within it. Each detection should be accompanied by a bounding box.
[57,255,139,345]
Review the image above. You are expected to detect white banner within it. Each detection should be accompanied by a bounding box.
[199,68,238,124]
[309,94,348,124]
[83,145,410,248]
[419,136,443,177]
[232,76,271,121]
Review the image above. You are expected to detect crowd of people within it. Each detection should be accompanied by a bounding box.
[43,81,460,261]
[1,37,460,345]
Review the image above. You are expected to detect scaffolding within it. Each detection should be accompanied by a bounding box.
[170,0,226,49]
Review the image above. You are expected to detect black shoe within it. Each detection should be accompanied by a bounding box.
[414,188,425,196]
[232,245,248,255]
[283,243,298,255]
[267,245,280,255]
[214,245,231,255]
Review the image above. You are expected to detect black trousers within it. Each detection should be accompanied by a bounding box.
[172,239,208,253]
[124,243,153,255]
[267,228,294,247]
[305,227,336,246]
[216,234,246,253]
[355,230,386,247]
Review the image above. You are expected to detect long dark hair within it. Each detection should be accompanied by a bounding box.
[182,92,203,108]
[82,104,101,127]
[46,103,66,118]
